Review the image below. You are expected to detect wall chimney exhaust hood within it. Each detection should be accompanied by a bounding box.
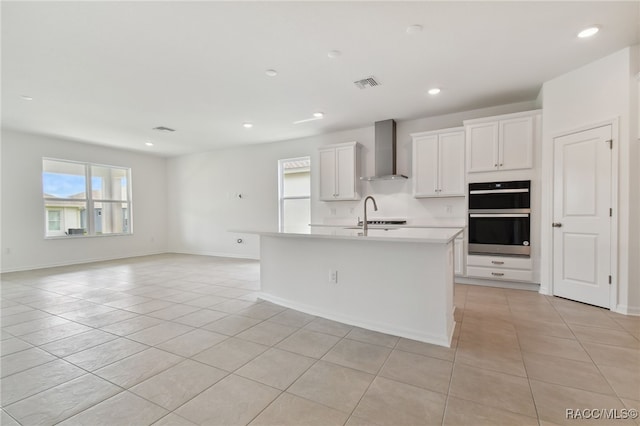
[361,119,408,181]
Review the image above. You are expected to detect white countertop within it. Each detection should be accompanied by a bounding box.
[309,218,465,228]
[309,223,466,229]
[236,226,463,244]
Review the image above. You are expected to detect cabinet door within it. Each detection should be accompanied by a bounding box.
[454,237,464,276]
[318,149,337,200]
[413,135,439,197]
[499,117,533,170]
[438,131,465,196]
[466,122,499,173]
[335,145,356,200]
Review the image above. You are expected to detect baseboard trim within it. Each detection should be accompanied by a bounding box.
[168,249,259,261]
[537,286,551,295]
[0,250,168,274]
[1,250,260,274]
[257,292,454,348]
[456,276,540,292]
[614,304,640,316]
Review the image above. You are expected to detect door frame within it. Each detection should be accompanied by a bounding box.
[542,118,619,311]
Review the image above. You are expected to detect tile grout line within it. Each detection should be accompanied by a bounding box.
[509,289,542,424]
[3,259,638,425]
[340,332,401,426]
[548,296,634,405]
[441,282,468,426]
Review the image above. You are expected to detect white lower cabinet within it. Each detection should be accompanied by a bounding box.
[466,255,533,282]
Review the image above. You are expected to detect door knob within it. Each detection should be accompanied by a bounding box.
[552,222,563,228]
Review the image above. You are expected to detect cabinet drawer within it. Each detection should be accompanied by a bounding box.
[466,266,533,282]
[466,255,531,270]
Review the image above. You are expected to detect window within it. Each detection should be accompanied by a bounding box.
[47,209,62,234]
[42,159,132,237]
[278,157,310,232]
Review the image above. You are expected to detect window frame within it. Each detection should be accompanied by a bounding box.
[42,158,133,239]
[278,156,311,232]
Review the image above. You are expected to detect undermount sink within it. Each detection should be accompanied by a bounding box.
[343,227,398,231]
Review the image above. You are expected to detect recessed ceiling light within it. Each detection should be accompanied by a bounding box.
[428,88,441,95]
[578,26,599,38]
[294,115,325,124]
[20,95,33,101]
[153,126,176,132]
[406,24,423,34]
[265,69,278,77]
[145,142,154,146]
[327,50,342,59]
[243,122,253,128]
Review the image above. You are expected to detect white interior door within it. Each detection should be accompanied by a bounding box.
[553,125,612,308]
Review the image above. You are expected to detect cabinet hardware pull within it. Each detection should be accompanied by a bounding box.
[499,163,503,167]
[552,222,562,228]
[491,272,505,276]
[491,261,504,265]
[494,164,498,167]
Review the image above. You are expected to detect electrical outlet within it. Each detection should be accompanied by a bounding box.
[329,269,338,284]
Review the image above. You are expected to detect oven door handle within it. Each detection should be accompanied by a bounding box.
[469,188,529,195]
[469,213,529,218]
[469,209,530,214]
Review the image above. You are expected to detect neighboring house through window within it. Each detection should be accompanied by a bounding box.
[42,159,132,237]
[278,157,310,232]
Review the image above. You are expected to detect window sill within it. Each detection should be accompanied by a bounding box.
[44,233,133,240]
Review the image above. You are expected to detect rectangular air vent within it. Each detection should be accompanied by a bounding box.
[153,126,176,132]
[354,76,380,89]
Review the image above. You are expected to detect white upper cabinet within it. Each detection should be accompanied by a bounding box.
[499,117,534,170]
[465,110,538,173]
[318,142,360,201]
[412,127,465,198]
[466,122,499,173]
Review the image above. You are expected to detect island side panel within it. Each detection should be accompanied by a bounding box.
[259,235,455,347]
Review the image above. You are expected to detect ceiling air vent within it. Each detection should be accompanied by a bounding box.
[153,126,176,132]
[354,76,380,89]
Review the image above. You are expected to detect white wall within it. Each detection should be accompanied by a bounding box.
[166,127,373,259]
[540,46,639,314]
[167,101,537,259]
[0,129,168,272]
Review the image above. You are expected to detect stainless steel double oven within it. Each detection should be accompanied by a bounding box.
[468,180,531,257]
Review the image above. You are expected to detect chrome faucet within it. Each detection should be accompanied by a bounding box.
[362,196,378,234]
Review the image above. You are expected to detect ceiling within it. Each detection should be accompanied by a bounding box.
[2,1,638,157]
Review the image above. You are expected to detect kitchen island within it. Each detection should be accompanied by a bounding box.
[240,226,463,347]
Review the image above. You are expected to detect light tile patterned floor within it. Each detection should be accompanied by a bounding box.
[0,254,638,425]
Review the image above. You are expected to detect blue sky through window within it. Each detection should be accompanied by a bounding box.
[44,171,127,199]
[43,172,86,198]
